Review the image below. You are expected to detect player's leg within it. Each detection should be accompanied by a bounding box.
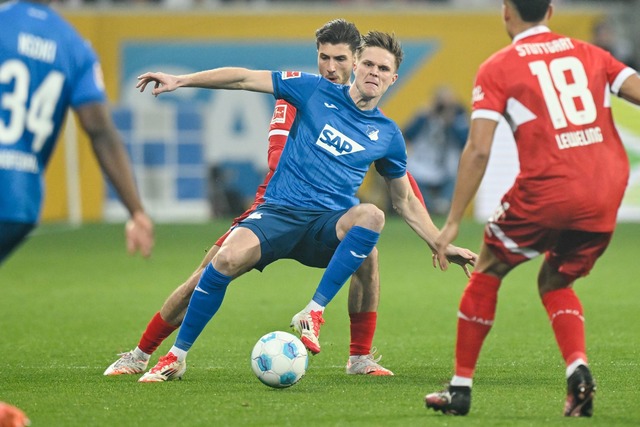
[538,230,610,417]
[0,221,35,266]
[140,227,261,382]
[425,226,520,414]
[291,204,384,355]
[103,244,219,376]
[159,247,218,325]
[425,242,510,415]
[345,248,393,375]
[426,200,558,415]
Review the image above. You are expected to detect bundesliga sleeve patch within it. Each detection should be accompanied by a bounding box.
[271,104,287,124]
[282,71,301,80]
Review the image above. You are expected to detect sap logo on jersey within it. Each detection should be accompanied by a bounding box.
[316,124,365,156]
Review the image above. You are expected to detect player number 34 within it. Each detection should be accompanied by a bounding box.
[0,59,64,153]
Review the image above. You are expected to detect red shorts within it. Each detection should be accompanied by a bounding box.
[484,201,612,281]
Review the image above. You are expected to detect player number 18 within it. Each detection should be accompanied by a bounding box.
[529,57,597,130]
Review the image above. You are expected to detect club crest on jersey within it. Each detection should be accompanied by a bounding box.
[282,71,301,80]
[316,124,365,156]
[366,126,379,141]
[271,104,287,124]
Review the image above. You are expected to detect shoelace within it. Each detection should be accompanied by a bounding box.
[151,354,177,372]
[114,352,135,365]
[368,346,383,363]
[309,311,325,335]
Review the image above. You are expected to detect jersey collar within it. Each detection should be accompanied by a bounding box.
[512,25,551,44]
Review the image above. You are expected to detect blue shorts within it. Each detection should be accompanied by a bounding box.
[0,221,35,266]
[236,203,348,271]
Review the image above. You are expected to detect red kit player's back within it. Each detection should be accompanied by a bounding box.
[472,28,634,231]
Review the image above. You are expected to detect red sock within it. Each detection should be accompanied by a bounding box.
[541,288,587,366]
[137,312,179,355]
[349,312,377,356]
[455,272,501,378]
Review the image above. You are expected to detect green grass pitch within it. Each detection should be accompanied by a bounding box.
[1,217,639,426]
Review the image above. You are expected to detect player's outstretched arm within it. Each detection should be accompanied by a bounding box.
[76,102,154,258]
[137,68,274,96]
[434,117,497,271]
[386,175,476,276]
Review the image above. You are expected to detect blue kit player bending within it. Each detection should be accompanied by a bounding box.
[0,0,153,265]
[135,31,477,382]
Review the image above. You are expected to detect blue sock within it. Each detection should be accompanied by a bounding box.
[174,263,231,352]
[312,226,379,306]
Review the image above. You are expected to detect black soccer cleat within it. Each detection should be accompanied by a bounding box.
[425,385,471,416]
[564,365,596,417]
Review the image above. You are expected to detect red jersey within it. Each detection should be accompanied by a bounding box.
[472,26,636,232]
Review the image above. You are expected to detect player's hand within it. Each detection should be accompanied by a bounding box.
[442,245,477,277]
[125,211,154,258]
[431,222,476,277]
[136,72,179,96]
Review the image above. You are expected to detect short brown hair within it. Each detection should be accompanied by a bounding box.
[357,31,403,71]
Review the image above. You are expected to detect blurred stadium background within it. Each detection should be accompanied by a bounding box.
[36,0,640,224]
[3,2,640,425]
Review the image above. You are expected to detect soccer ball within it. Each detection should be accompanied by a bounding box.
[250,331,308,388]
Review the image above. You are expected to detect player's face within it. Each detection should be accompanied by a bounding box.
[352,46,398,101]
[317,43,355,85]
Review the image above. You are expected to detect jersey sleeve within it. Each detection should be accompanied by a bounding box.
[267,99,297,171]
[271,71,323,109]
[70,39,106,108]
[470,59,506,122]
[374,129,407,179]
[600,49,638,95]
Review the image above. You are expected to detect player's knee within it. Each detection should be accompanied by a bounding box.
[213,246,249,276]
[358,204,385,231]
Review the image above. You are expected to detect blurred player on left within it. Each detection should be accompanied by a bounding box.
[0,0,154,265]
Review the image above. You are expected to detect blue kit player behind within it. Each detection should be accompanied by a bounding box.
[0,0,153,266]
[135,31,477,382]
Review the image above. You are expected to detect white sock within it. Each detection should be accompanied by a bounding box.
[169,346,188,362]
[133,347,151,361]
[566,358,588,378]
[305,300,324,312]
[450,375,473,388]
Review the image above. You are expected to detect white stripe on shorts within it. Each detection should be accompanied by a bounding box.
[488,221,540,259]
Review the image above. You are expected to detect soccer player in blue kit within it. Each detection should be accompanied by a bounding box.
[0,0,154,266]
[135,31,477,382]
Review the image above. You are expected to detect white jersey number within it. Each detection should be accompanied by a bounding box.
[0,59,64,152]
[529,57,596,130]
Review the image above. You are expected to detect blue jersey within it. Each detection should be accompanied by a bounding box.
[266,71,407,210]
[0,0,106,223]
